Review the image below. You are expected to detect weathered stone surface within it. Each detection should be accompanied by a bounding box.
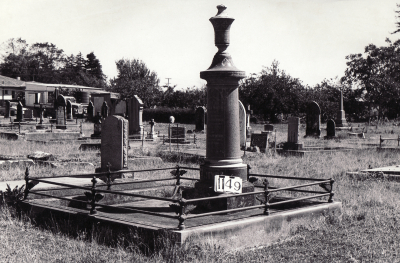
[101,115,129,171]
[195,106,206,131]
[305,101,321,137]
[239,100,246,149]
[127,95,143,136]
[27,151,54,161]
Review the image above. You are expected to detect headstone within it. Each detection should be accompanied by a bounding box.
[325,119,336,139]
[101,101,109,119]
[16,101,23,122]
[101,115,128,171]
[24,109,33,119]
[239,101,246,149]
[127,95,144,136]
[87,101,95,122]
[169,116,175,123]
[286,117,303,150]
[250,133,269,152]
[195,106,206,131]
[4,100,10,118]
[56,95,67,129]
[305,101,321,137]
[146,119,157,139]
[36,104,46,130]
[91,112,102,138]
[66,100,73,120]
[264,124,274,132]
[169,126,186,143]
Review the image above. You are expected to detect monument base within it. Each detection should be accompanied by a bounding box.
[336,110,348,127]
[200,162,248,181]
[90,133,101,138]
[94,167,134,178]
[283,142,303,150]
[56,125,67,130]
[36,125,47,130]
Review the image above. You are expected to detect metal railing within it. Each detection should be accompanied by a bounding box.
[379,135,400,147]
[22,165,335,230]
[0,119,83,134]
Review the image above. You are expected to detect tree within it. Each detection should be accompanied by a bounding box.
[109,58,161,107]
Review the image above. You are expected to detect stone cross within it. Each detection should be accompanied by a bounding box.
[101,115,128,171]
[305,101,321,137]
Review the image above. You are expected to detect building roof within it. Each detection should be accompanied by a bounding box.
[0,75,26,89]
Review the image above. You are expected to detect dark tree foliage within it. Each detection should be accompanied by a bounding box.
[109,58,161,107]
[0,38,107,88]
[161,85,206,108]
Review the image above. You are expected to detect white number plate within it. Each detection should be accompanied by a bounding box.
[214,175,242,194]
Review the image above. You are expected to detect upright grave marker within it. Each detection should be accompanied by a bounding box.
[101,101,109,119]
[325,119,336,139]
[197,5,254,209]
[195,106,206,132]
[56,95,67,129]
[305,101,321,137]
[87,101,95,122]
[169,126,186,143]
[146,119,157,139]
[66,100,73,120]
[286,117,303,150]
[16,101,23,122]
[127,95,144,138]
[4,100,10,118]
[250,133,269,152]
[336,89,348,127]
[239,100,246,149]
[100,115,128,171]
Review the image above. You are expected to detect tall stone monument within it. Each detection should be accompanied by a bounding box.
[238,100,246,149]
[305,101,321,137]
[127,95,144,138]
[100,115,128,172]
[198,5,254,207]
[336,89,348,127]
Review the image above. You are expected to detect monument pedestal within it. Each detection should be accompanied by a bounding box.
[56,125,67,130]
[336,110,348,127]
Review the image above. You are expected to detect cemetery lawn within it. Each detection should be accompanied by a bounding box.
[1,122,400,262]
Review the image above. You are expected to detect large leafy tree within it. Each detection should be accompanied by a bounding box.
[109,58,161,107]
[239,60,306,122]
[344,39,400,118]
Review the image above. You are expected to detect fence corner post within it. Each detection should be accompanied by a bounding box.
[328,178,335,203]
[90,176,98,215]
[23,167,30,200]
[178,198,186,230]
[263,180,270,215]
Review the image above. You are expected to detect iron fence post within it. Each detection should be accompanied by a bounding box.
[18,121,21,134]
[23,167,30,200]
[264,180,270,215]
[106,163,112,190]
[51,123,53,132]
[80,121,83,135]
[194,134,196,144]
[90,176,98,215]
[380,135,382,148]
[328,178,335,203]
[163,135,165,145]
[178,198,186,230]
[176,165,181,187]
[247,164,251,181]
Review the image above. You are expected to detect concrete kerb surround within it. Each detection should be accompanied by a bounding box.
[22,199,341,247]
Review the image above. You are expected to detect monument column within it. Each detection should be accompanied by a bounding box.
[336,89,348,127]
[200,5,247,182]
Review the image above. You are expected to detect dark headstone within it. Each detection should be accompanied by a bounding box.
[4,100,10,118]
[101,101,109,119]
[305,101,321,137]
[101,115,128,171]
[16,101,23,122]
[169,126,186,143]
[326,119,336,138]
[91,112,102,138]
[195,106,206,131]
[284,117,303,150]
[250,133,269,152]
[127,95,143,136]
[87,101,94,122]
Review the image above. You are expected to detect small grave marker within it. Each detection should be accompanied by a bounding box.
[250,133,269,152]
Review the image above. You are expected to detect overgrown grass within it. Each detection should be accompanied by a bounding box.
[2,122,400,261]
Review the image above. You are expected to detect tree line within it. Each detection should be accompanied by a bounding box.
[2,4,400,122]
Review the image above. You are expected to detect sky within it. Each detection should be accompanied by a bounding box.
[1,0,399,89]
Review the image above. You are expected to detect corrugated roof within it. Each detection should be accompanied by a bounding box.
[0,75,26,87]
